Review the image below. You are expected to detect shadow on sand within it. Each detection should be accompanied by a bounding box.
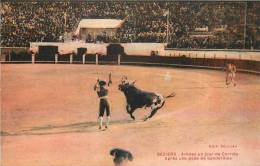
[2,119,141,136]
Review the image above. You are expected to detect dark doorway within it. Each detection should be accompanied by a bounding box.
[106,44,126,61]
[75,47,87,61]
[37,46,58,61]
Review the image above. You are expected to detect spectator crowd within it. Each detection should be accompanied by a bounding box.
[1,1,259,49]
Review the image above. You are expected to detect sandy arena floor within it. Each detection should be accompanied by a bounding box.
[1,64,260,166]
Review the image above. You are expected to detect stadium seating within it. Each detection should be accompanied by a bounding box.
[1,1,259,49]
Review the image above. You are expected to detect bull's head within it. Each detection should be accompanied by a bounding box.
[118,76,136,93]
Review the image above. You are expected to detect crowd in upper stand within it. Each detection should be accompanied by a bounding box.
[1,1,259,49]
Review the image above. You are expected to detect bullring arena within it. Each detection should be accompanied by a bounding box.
[1,63,260,166]
[1,1,260,166]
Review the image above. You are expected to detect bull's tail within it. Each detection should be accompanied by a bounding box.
[159,100,165,109]
[164,92,176,99]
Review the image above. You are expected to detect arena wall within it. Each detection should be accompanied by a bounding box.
[164,48,260,61]
[29,42,260,61]
[1,45,260,73]
[29,42,166,56]
[120,55,260,74]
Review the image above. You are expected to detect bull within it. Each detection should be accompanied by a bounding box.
[118,77,175,121]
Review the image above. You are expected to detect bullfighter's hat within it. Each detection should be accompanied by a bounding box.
[98,80,107,87]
